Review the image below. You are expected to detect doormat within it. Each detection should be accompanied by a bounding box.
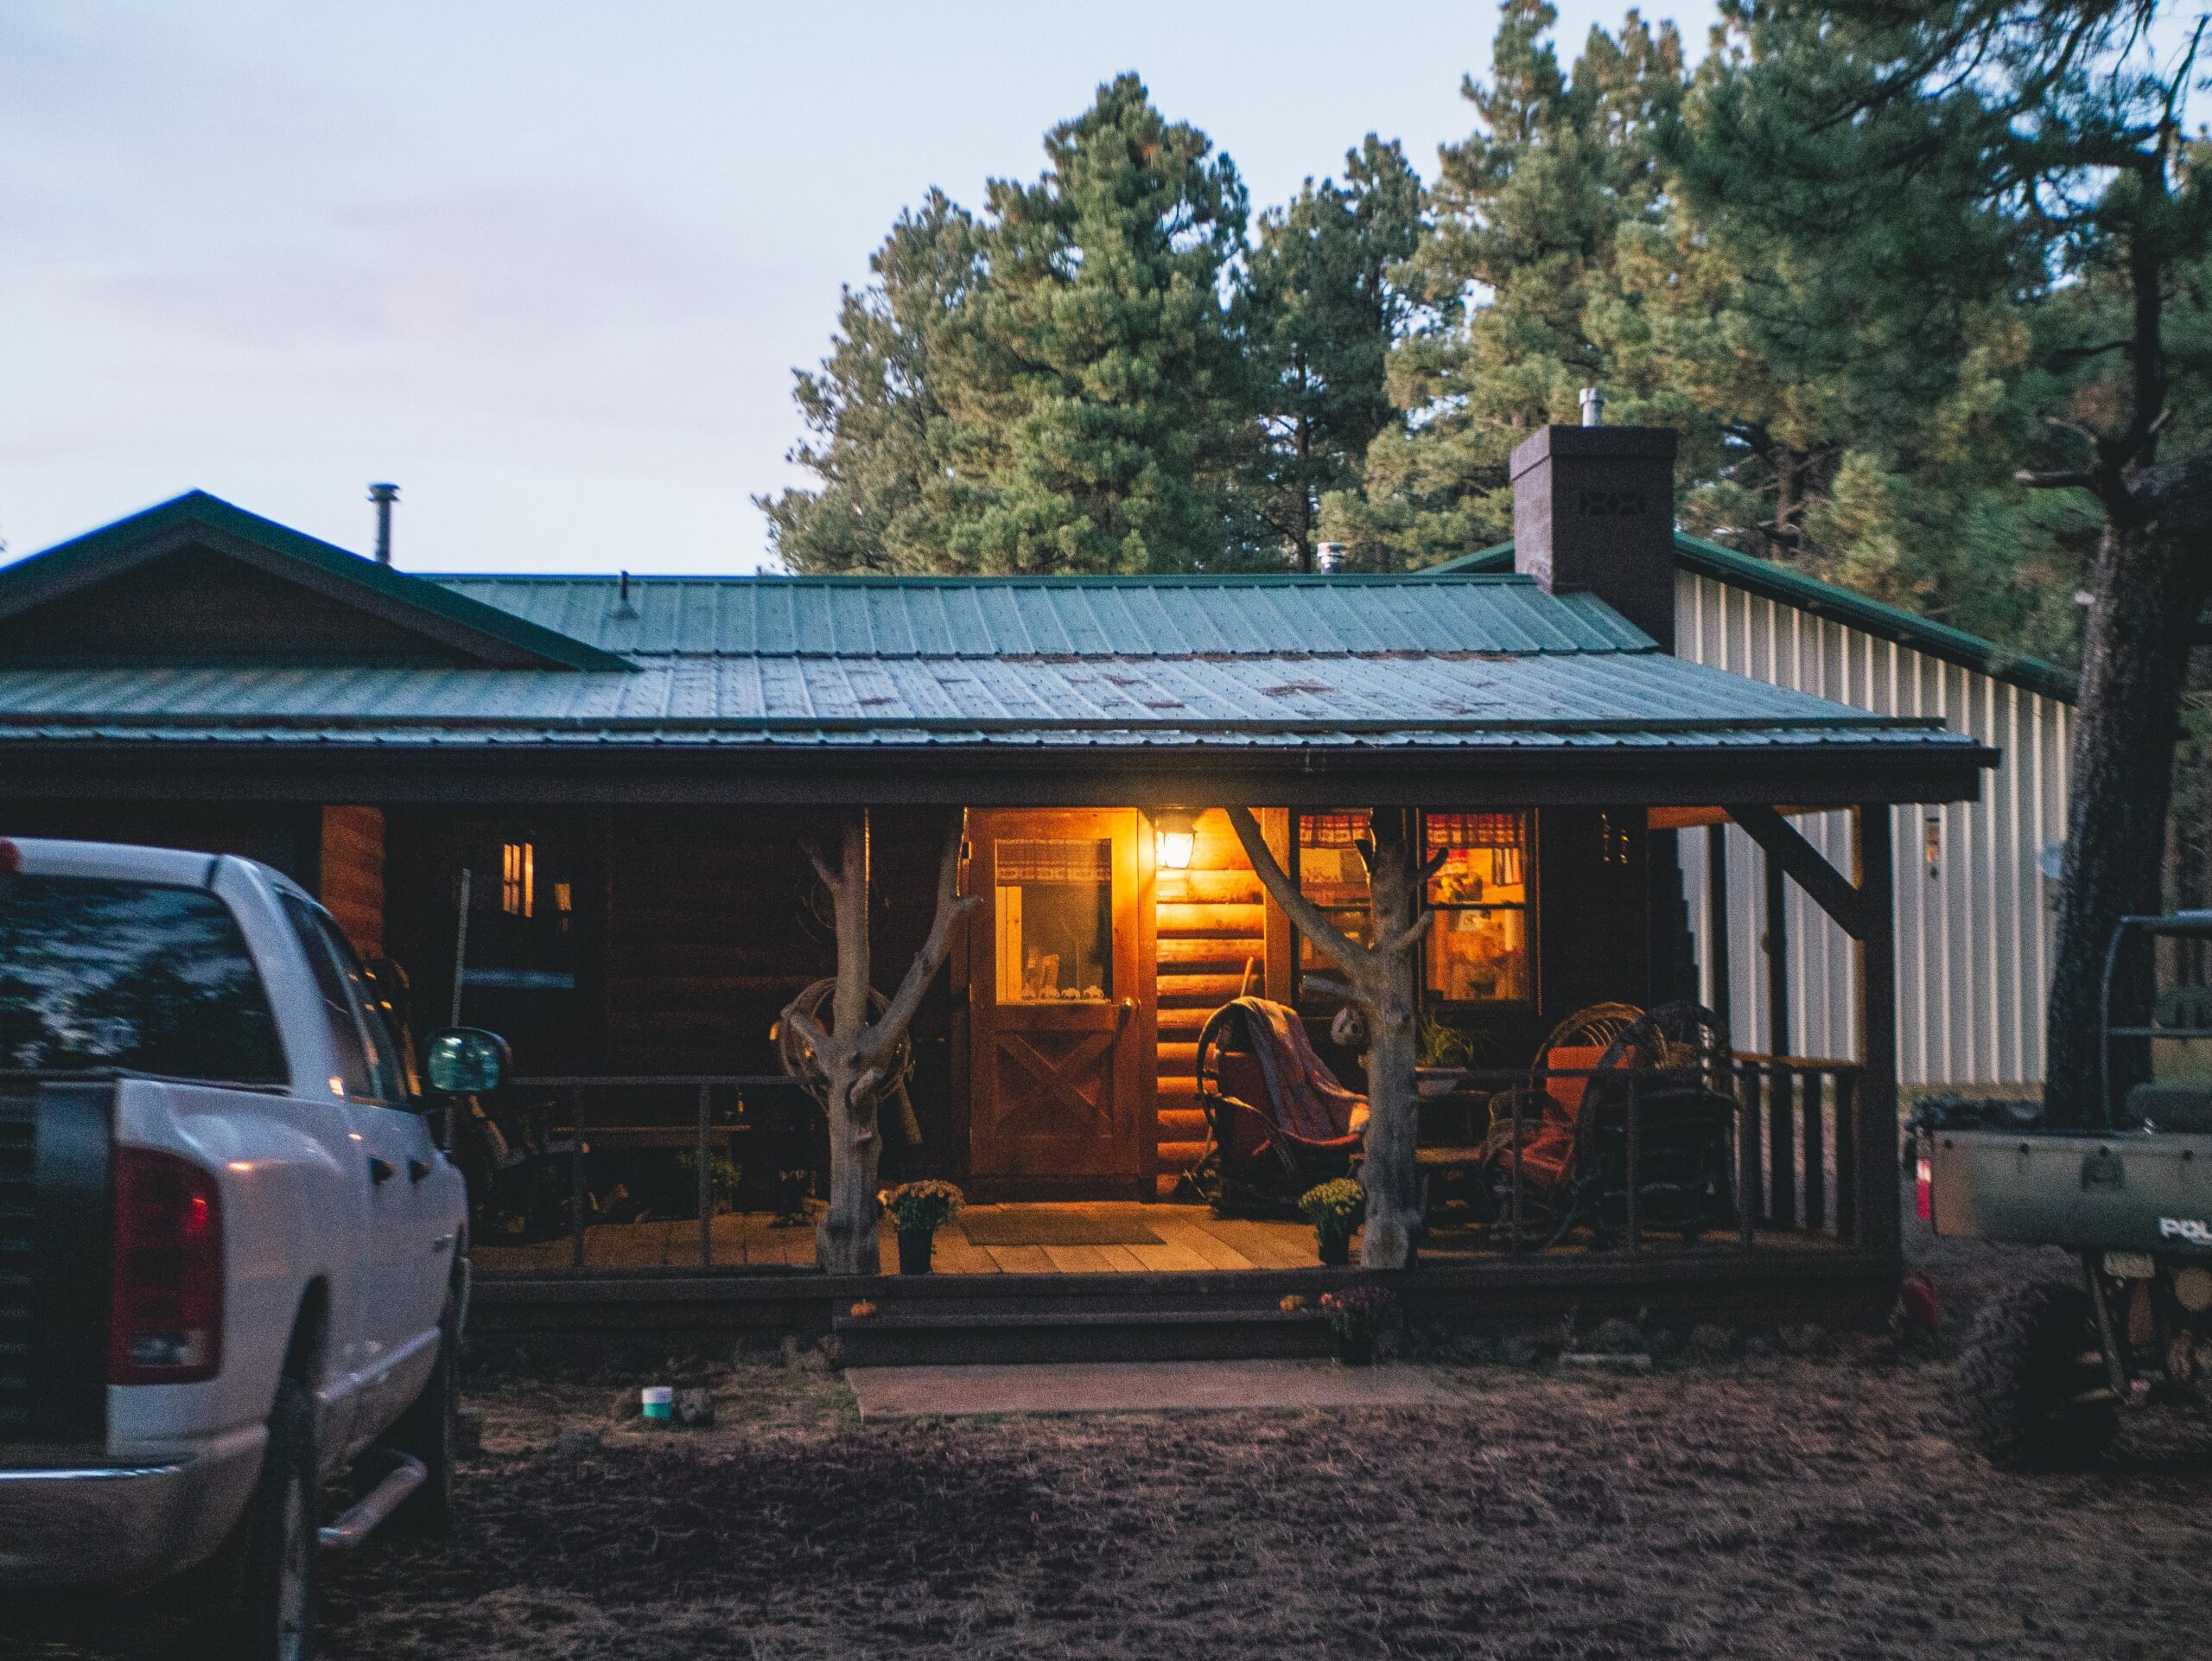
[957,1211,1165,1248]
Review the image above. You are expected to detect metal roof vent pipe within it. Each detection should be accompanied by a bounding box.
[1580,385,1605,427]
[367,482,399,565]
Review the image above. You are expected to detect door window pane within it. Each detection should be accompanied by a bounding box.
[995,839,1112,1003]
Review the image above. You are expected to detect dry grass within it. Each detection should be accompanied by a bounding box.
[10,1224,2209,1661]
[296,1343,2212,1661]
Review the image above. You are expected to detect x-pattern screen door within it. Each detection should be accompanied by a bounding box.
[968,810,1147,1195]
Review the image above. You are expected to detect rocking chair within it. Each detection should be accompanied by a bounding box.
[1192,997,1366,1217]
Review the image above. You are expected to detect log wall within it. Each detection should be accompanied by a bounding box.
[319,805,385,955]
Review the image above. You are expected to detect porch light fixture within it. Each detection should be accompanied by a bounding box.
[1155,807,1199,871]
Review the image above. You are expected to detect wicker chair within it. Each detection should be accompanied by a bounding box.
[1495,1001,1738,1245]
[1480,1002,1643,1178]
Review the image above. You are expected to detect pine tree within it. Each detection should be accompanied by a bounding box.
[1329,0,1688,568]
[756,193,982,573]
[942,74,1253,573]
[1243,137,1425,570]
[1675,0,2212,1122]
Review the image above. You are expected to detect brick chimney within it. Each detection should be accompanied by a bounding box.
[1510,424,1677,650]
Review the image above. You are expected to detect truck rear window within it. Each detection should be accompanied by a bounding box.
[0,875,285,1083]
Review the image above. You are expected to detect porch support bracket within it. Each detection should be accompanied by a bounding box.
[1725,805,1872,941]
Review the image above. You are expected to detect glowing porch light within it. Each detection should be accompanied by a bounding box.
[1155,807,1198,871]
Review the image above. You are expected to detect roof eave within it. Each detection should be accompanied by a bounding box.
[1421,535,2079,704]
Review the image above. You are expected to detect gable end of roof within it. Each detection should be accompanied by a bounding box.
[3,492,631,672]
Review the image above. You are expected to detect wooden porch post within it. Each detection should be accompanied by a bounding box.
[1704,823,1732,1034]
[1852,804,1902,1260]
[1762,846,1796,1227]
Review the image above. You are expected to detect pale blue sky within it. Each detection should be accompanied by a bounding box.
[3,1,1723,573]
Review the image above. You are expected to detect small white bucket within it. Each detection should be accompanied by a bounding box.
[641,1385,674,1422]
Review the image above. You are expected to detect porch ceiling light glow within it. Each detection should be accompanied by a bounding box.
[1155,807,1199,870]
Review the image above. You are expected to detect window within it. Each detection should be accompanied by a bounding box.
[282,895,372,1099]
[501,841,535,918]
[1422,812,1532,1003]
[995,838,1112,1003]
[282,896,407,1104]
[1294,811,1533,1006]
[1296,814,1376,996]
[0,876,285,1083]
[307,908,409,1104]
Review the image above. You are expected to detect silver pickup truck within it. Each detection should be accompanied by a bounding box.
[1925,912,2212,1466]
[0,837,507,1659]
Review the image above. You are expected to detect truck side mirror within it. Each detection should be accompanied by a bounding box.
[425,1027,509,1095]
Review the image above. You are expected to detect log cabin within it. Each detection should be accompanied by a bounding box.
[0,425,1995,1346]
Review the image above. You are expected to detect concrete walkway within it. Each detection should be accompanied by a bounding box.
[845,1359,1456,1419]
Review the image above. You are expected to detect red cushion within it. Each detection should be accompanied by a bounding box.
[1541,1045,1606,1117]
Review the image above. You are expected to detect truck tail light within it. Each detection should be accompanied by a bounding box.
[1916,1156,1934,1223]
[109,1147,223,1384]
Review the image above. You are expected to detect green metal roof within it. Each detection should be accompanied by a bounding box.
[0,494,1988,793]
[427,571,1650,658]
[1423,533,2077,703]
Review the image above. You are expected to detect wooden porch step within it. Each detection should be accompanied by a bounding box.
[834,1307,1329,1366]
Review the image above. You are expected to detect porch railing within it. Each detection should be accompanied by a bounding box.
[474,1053,1876,1273]
[480,1074,817,1270]
[1416,1053,1870,1257]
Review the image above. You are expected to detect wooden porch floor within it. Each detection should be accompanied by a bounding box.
[472,1202,1846,1275]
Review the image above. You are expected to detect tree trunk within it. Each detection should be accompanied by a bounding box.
[784,810,976,1273]
[1223,805,1434,1267]
[2044,507,2208,1123]
[1354,810,1424,1267]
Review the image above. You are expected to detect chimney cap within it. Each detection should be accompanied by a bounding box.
[1579,386,1605,426]
[1509,423,1677,478]
[367,481,400,502]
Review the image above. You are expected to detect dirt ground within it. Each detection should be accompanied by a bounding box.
[9,1220,2209,1661]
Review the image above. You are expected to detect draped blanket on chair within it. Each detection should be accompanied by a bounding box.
[1228,997,1370,1142]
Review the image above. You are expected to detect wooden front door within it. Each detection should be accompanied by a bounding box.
[966,810,1153,1198]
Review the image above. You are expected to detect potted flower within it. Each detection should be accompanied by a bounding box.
[1299,1177,1365,1266]
[1319,1284,1396,1366]
[878,1180,963,1274]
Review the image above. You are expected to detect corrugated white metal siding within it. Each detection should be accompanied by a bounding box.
[1675,571,2069,1087]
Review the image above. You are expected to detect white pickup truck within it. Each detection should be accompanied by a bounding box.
[0,837,504,1660]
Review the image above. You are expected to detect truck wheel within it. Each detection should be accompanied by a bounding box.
[193,1375,316,1661]
[387,1298,459,1537]
[1957,1281,2119,1468]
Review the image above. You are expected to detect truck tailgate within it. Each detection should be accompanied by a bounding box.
[1929,1127,2212,1254]
[0,1081,112,1454]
